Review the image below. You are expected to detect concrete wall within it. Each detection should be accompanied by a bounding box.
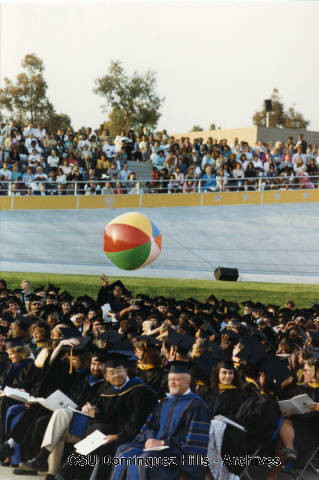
[256,127,319,146]
[172,126,319,146]
[173,127,258,145]
[1,189,319,211]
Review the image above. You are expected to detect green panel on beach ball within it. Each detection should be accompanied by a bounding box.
[105,241,152,270]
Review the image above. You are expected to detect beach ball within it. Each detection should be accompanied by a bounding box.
[103,212,162,270]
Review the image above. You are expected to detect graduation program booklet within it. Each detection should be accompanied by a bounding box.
[143,446,169,451]
[28,389,78,411]
[68,406,94,417]
[214,415,247,432]
[74,430,106,455]
[0,387,31,403]
[278,394,313,415]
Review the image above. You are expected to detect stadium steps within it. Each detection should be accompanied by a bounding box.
[127,160,152,181]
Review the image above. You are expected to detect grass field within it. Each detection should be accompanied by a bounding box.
[1,271,319,308]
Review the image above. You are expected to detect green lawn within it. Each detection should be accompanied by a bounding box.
[1,271,319,308]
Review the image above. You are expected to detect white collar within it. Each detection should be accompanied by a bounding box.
[112,376,130,390]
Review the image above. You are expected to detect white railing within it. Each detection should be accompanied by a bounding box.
[1,175,319,196]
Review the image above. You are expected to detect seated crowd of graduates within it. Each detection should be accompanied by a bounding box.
[0,276,318,480]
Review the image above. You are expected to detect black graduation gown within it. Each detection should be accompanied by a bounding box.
[0,351,10,378]
[60,377,157,480]
[284,383,319,468]
[0,358,34,443]
[221,392,281,475]
[137,366,164,397]
[203,386,246,419]
[19,374,106,462]
[9,356,90,457]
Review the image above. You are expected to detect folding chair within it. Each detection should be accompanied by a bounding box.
[285,446,319,480]
[239,444,263,480]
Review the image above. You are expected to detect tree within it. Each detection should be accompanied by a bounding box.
[94,60,164,133]
[191,125,204,132]
[252,88,309,129]
[103,108,128,139]
[45,113,72,133]
[0,53,71,130]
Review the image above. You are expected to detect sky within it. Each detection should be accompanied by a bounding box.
[1,1,318,133]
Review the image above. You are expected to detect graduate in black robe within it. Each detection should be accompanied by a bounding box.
[59,351,157,480]
[134,336,164,397]
[279,355,319,469]
[0,338,34,444]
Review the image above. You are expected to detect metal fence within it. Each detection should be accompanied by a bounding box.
[1,175,319,196]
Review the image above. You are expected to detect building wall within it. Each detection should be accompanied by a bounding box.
[172,126,319,146]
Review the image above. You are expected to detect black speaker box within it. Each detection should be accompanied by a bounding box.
[264,99,272,112]
[214,267,239,281]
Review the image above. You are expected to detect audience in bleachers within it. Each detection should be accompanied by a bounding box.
[1,122,319,196]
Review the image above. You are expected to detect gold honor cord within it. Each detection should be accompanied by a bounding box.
[69,348,73,374]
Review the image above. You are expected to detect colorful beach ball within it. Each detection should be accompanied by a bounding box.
[103,212,162,270]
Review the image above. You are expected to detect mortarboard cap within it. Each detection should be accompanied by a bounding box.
[44,283,60,294]
[307,330,319,347]
[14,314,34,330]
[242,301,254,308]
[61,336,91,355]
[220,329,240,343]
[137,336,162,348]
[59,291,74,303]
[259,356,291,384]
[193,350,217,383]
[38,304,61,320]
[166,330,195,351]
[7,296,21,305]
[5,337,25,350]
[76,295,95,306]
[169,361,191,374]
[97,330,123,345]
[104,350,133,368]
[210,342,225,361]
[237,334,266,365]
[33,287,46,296]
[1,311,15,324]
[307,345,319,360]
[201,322,216,337]
[27,294,43,304]
[60,327,82,338]
[0,325,9,336]
[90,347,108,363]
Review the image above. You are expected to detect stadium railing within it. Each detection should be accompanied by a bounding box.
[1,175,319,197]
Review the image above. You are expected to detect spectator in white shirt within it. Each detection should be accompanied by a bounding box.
[201,152,215,170]
[119,163,132,183]
[34,166,48,183]
[78,134,90,151]
[25,134,39,151]
[56,167,67,184]
[102,138,116,159]
[101,181,114,195]
[252,154,263,172]
[61,159,72,176]
[8,183,20,196]
[23,122,36,137]
[292,147,307,168]
[22,167,34,186]
[35,124,46,139]
[47,150,60,170]
[28,149,41,167]
[0,162,12,180]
